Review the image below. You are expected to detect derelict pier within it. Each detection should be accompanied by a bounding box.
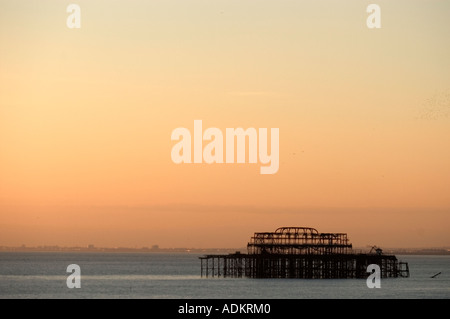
[200,227,409,279]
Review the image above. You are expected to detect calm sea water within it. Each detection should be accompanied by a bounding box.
[0,252,448,299]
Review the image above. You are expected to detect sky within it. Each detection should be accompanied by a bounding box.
[1,0,449,249]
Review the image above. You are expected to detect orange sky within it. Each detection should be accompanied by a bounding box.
[1,1,449,248]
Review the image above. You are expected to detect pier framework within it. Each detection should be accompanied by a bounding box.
[200,227,409,279]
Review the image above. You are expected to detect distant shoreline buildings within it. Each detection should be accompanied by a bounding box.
[0,244,448,255]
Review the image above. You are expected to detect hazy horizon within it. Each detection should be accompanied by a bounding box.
[1,204,449,249]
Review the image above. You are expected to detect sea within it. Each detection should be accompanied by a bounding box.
[0,252,448,299]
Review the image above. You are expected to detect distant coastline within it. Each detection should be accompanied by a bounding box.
[0,245,243,254]
[0,245,449,255]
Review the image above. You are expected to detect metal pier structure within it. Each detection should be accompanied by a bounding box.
[200,227,410,279]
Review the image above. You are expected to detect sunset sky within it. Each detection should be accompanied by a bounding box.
[1,0,449,249]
